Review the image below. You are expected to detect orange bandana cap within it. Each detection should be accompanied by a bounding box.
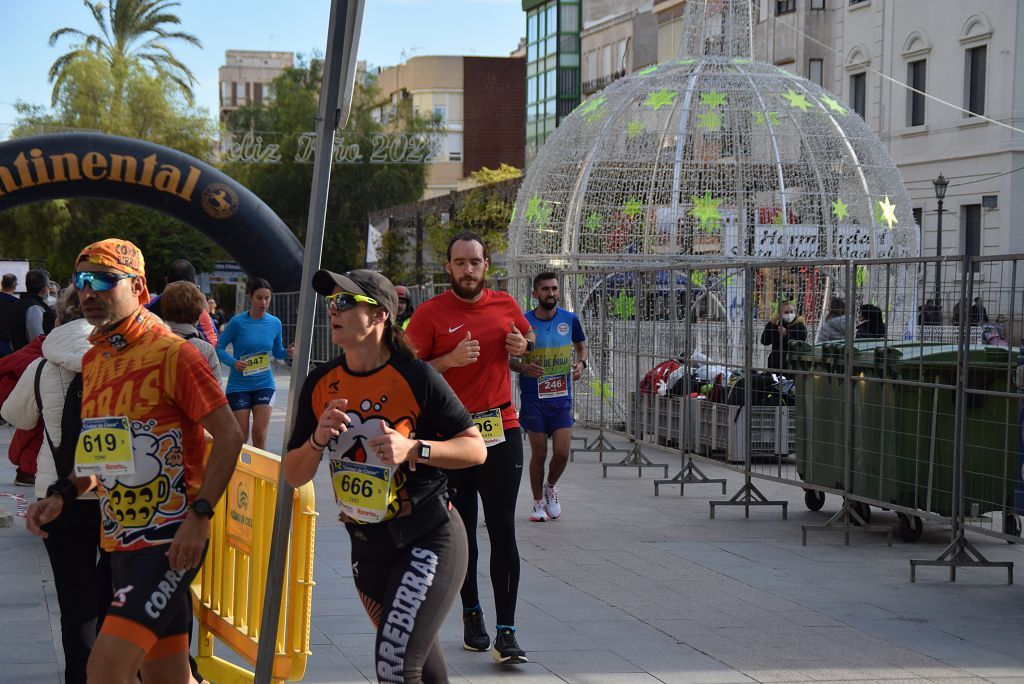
[76,238,151,305]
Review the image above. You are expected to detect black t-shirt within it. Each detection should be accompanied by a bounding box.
[288,353,473,522]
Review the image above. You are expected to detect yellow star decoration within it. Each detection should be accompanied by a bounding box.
[753,111,780,126]
[639,65,658,76]
[832,198,849,221]
[645,89,677,110]
[700,90,728,108]
[577,95,607,122]
[820,94,847,116]
[877,196,898,230]
[782,89,811,112]
[677,58,696,66]
[584,212,603,232]
[525,194,552,228]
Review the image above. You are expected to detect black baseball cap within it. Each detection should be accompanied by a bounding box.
[312,269,399,319]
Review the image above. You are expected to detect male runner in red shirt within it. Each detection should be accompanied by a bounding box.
[405,232,534,665]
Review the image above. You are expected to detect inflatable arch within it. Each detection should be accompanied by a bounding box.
[0,132,304,291]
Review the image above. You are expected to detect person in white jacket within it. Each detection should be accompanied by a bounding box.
[1,286,110,684]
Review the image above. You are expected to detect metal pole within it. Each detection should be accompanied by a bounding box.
[254,1,351,680]
[934,198,944,306]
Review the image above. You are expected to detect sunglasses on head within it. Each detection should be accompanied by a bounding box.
[73,271,136,293]
[324,291,379,312]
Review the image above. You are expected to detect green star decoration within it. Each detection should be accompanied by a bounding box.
[782,89,811,112]
[638,64,658,76]
[689,191,723,233]
[832,198,849,221]
[578,94,607,122]
[510,205,516,221]
[612,289,636,320]
[589,377,614,400]
[626,120,646,138]
[877,196,898,230]
[733,58,752,65]
[856,265,868,289]
[622,197,644,220]
[690,270,707,286]
[677,58,696,65]
[644,89,677,111]
[697,112,723,131]
[753,111,780,126]
[700,90,728,108]
[820,94,847,116]
[525,194,552,228]
[584,212,603,233]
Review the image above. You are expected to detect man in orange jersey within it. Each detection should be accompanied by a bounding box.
[26,238,242,684]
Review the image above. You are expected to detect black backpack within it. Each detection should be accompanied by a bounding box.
[33,360,83,480]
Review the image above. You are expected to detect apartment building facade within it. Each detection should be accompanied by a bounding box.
[218,50,293,123]
[581,0,659,98]
[376,55,525,199]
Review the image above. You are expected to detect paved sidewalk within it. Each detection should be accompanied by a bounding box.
[4,367,1024,682]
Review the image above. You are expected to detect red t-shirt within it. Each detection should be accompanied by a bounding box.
[406,289,531,429]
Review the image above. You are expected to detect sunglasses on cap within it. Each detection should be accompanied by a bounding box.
[73,271,137,293]
[324,291,379,312]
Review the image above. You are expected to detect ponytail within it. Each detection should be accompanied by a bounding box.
[383,321,417,361]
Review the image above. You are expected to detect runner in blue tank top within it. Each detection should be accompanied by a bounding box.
[216,277,292,449]
[510,271,587,523]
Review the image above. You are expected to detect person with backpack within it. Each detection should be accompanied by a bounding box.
[760,301,807,370]
[1,286,111,684]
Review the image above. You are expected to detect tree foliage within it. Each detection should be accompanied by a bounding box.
[423,165,521,273]
[1,50,218,285]
[222,57,429,273]
[48,0,201,106]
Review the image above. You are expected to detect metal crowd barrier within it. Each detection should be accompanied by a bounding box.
[192,444,318,683]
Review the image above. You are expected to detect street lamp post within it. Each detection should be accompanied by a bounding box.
[933,173,949,309]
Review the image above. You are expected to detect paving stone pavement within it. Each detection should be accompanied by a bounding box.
[3,367,1024,683]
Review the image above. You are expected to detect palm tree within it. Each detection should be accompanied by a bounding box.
[48,0,202,105]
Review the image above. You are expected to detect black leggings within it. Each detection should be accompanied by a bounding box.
[351,510,468,684]
[445,428,523,626]
[40,499,112,684]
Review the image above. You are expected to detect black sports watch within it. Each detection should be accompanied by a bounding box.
[46,478,78,508]
[190,498,215,519]
[417,441,432,463]
[524,339,535,353]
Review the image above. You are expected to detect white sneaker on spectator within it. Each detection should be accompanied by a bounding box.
[529,500,548,522]
[544,484,561,519]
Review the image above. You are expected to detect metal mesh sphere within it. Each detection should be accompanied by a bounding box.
[509,0,920,337]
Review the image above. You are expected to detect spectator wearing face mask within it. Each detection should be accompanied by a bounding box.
[761,301,807,370]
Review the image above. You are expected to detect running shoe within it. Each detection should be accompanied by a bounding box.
[492,627,528,664]
[463,609,490,651]
[529,500,548,522]
[544,483,560,519]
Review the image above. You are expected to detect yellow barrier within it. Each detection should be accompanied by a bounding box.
[191,444,317,683]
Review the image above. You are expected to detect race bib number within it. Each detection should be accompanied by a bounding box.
[75,417,135,476]
[472,408,506,447]
[538,374,569,399]
[329,459,394,523]
[241,352,270,376]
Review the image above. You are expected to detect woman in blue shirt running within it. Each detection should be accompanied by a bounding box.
[216,277,293,449]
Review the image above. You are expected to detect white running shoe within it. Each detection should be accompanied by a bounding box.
[529,500,548,522]
[544,484,561,519]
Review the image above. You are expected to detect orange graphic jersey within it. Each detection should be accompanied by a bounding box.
[82,307,227,552]
[287,354,473,523]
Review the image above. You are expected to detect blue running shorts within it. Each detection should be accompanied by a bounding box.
[518,399,574,437]
[226,388,276,411]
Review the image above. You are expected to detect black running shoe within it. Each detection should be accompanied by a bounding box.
[463,609,489,651]
[491,627,528,664]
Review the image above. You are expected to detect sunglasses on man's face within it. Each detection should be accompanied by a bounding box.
[324,291,378,313]
[73,271,136,293]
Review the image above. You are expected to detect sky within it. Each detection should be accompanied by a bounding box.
[0,0,525,137]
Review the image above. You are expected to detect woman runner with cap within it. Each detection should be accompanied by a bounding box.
[283,268,486,683]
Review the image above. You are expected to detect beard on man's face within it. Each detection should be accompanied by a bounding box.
[450,273,484,299]
[538,296,558,310]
